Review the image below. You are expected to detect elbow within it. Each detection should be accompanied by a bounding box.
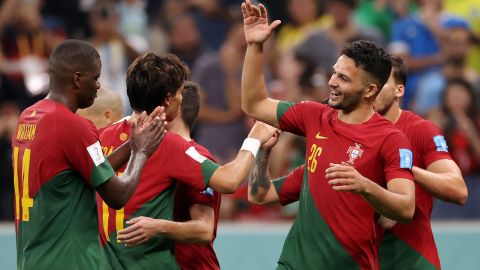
[241,102,255,118]
[397,202,415,223]
[106,200,124,210]
[220,179,241,194]
[196,224,214,245]
[452,187,468,206]
[247,194,268,205]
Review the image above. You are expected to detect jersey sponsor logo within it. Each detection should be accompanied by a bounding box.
[185,146,207,163]
[16,124,37,141]
[344,143,363,166]
[433,135,448,152]
[315,132,328,140]
[201,187,214,196]
[399,148,413,169]
[87,141,106,166]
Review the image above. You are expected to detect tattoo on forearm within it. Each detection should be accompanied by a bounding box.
[249,149,271,196]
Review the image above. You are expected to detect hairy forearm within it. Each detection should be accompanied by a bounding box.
[160,219,212,244]
[413,166,467,205]
[241,44,268,116]
[107,141,131,170]
[248,148,272,203]
[362,180,414,222]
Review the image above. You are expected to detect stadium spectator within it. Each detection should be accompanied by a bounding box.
[96,52,276,269]
[12,40,166,269]
[429,78,480,219]
[77,86,125,130]
[295,0,384,75]
[414,18,478,116]
[192,21,248,164]
[241,1,414,268]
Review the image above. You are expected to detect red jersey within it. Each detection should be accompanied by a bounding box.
[97,119,220,269]
[12,99,115,269]
[174,184,221,270]
[379,111,452,270]
[275,101,414,270]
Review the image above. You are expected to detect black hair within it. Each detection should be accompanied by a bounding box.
[126,53,189,114]
[340,40,392,90]
[390,55,407,85]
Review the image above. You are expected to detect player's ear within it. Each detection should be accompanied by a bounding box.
[73,72,82,89]
[364,84,378,99]
[395,84,405,98]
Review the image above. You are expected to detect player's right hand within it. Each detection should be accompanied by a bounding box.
[130,106,167,157]
[261,129,281,150]
[248,121,278,144]
[241,0,281,45]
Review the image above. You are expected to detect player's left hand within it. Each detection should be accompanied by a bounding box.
[117,216,161,246]
[325,163,370,194]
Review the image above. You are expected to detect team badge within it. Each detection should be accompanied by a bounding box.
[346,143,364,165]
[433,135,448,152]
[399,149,413,169]
[120,133,128,141]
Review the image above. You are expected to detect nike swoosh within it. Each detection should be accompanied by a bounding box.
[315,133,328,139]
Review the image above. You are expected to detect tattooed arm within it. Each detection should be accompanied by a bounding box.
[248,135,281,205]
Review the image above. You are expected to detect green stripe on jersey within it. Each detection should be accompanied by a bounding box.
[17,170,110,270]
[104,184,179,270]
[201,159,220,188]
[91,159,115,188]
[276,101,295,123]
[379,231,438,270]
[272,176,287,194]
[277,167,359,269]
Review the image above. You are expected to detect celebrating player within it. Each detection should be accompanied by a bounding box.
[240,1,415,269]
[12,40,166,270]
[374,56,467,269]
[97,53,276,269]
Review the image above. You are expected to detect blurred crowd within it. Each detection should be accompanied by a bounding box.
[1,0,480,221]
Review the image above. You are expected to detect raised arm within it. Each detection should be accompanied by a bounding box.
[207,121,277,193]
[98,107,167,209]
[241,0,281,127]
[117,204,215,246]
[413,159,467,205]
[326,164,415,222]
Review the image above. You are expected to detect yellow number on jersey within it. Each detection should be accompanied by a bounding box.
[307,144,323,173]
[102,171,125,242]
[13,147,34,221]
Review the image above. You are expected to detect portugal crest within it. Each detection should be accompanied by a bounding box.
[346,143,364,165]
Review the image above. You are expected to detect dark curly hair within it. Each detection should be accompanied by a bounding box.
[126,53,189,114]
[340,40,392,91]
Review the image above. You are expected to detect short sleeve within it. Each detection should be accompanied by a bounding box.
[380,132,414,182]
[167,142,220,190]
[278,101,326,136]
[185,186,216,209]
[418,121,452,167]
[60,118,115,188]
[273,165,305,205]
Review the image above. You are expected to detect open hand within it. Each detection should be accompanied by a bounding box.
[130,106,167,157]
[241,0,281,45]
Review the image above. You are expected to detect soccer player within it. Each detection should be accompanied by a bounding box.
[248,56,469,270]
[97,53,276,269]
[77,86,124,129]
[117,82,221,269]
[240,1,415,269]
[374,56,467,269]
[11,40,166,270]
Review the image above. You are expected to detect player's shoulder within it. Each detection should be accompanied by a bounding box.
[99,118,130,136]
[191,141,216,162]
[400,110,441,133]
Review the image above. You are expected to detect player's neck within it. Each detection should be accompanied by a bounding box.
[168,120,192,141]
[338,104,375,124]
[46,91,77,112]
[383,104,402,124]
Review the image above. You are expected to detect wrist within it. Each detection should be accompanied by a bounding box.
[247,43,263,51]
[241,138,261,157]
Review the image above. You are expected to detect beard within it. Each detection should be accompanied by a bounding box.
[328,90,363,114]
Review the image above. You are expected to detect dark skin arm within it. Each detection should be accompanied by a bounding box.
[97,107,167,209]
